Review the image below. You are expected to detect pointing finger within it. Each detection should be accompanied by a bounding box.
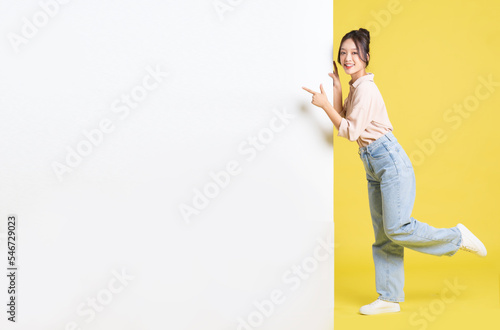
[302,86,316,94]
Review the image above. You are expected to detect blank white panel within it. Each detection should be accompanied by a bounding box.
[0,1,333,329]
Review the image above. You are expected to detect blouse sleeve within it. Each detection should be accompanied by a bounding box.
[337,84,375,142]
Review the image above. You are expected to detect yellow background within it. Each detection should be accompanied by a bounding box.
[334,0,500,329]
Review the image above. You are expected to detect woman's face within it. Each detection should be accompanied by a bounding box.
[339,38,367,76]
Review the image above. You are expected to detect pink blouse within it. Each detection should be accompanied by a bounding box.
[337,73,393,148]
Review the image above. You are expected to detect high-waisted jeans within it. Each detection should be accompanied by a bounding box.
[358,131,462,302]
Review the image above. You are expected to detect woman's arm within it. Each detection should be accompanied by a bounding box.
[321,101,342,130]
[333,85,343,115]
[302,84,342,131]
[303,75,377,142]
[337,84,376,142]
[330,62,344,115]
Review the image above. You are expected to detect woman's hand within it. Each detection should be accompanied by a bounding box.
[302,84,341,129]
[302,84,331,109]
[329,61,341,90]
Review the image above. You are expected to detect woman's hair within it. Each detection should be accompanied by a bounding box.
[337,28,371,66]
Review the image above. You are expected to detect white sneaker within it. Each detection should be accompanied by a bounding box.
[457,223,487,257]
[359,298,400,315]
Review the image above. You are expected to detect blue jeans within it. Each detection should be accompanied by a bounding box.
[358,131,462,302]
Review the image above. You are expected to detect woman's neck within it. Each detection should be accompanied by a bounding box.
[350,70,368,85]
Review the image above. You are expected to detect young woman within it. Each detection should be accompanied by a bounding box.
[302,28,487,315]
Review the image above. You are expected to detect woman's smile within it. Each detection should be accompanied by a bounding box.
[344,63,355,70]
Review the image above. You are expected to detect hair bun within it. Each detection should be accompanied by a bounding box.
[358,28,370,42]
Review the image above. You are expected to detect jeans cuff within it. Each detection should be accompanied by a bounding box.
[379,296,404,303]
